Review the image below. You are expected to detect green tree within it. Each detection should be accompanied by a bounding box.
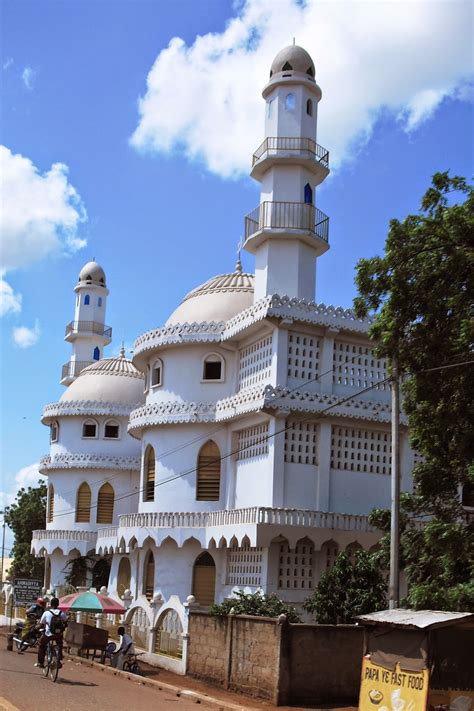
[4,481,47,581]
[209,590,301,623]
[354,172,474,610]
[303,551,387,624]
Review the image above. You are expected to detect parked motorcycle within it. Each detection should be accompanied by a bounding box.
[12,620,41,651]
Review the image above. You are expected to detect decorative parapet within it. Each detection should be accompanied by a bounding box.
[128,400,216,435]
[215,386,267,421]
[39,453,140,473]
[42,400,140,423]
[96,526,119,539]
[223,295,373,340]
[31,528,98,556]
[117,507,374,533]
[262,385,403,424]
[133,322,224,359]
[32,529,97,542]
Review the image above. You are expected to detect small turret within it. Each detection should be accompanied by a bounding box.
[61,260,112,385]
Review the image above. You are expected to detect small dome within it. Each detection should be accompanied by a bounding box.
[270,45,315,80]
[78,261,106,287]
[166,260,254,325]
[60,352,145,405]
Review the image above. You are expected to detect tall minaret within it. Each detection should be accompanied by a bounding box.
[244,44,329,302]
[61,260,112,385]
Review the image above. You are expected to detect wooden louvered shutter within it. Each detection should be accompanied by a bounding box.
[192,553,216,606]
[144,447,155,501]
[47,485,54,523]
[76,483,91,523]
[97,483,114,524]
[196,441,220,501]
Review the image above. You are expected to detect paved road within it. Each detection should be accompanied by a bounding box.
[0,646,219,711]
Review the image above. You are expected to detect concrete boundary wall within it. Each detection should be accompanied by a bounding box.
[187,611,364,706]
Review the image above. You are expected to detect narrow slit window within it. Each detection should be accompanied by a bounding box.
[84,294,90,305]
[144,446,155,502]
[306,98,313,116]
[151,360,162,387]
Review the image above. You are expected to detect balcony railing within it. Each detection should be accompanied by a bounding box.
[32,529,97,542]
[245,201,329,242]
[252,137,329,169]
[65,321,112,338]
[61,360,94,380]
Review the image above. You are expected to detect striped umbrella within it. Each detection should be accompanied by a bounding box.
[58,591,125,614]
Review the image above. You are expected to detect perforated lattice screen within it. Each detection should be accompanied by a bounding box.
[287,332,320,381]
[284,421,318,464]
[238,335,273,389]
[332,341,388,390]
[331,426,391,475]
[237,424,269,460]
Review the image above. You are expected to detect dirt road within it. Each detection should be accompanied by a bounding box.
[0,646,222,711]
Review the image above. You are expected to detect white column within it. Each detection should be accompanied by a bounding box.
[319,327,338,394]
[271,415,287,507]
[316,422,332,510]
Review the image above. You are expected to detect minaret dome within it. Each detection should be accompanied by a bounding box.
[78,260,107,288]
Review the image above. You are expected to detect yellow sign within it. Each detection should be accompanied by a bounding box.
[359,657,429,711]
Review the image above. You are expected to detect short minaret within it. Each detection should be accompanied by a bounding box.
[61,260,112,385]
[244,44,330,302]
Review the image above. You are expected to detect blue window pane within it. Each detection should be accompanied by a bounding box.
[304,183,313,204]
[285,93,295,111]
[93,347,100,360]
[98,297,102,307]
[84,294,90,305]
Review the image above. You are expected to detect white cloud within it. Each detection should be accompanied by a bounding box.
[0,146,87,274]
[0,277,22,316]
[3,57,13,71]
[12,319,41,348]
[22,66,36,90]
[14,462,45,489]
[131,0,473,178]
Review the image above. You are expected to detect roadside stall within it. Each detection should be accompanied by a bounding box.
[357,609,474,711]
[59,590,125,663]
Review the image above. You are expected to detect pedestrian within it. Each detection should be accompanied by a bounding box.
[111,626,135,670]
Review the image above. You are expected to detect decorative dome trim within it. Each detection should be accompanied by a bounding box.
[181,271,254,303]
[80,355,144,380]
[42,400,142,423]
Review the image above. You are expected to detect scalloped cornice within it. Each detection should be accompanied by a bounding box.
[215,386,268,421]
[262,385,406,425]
[39,453,140,473]
[42,400,142,423]
[133,322,224,359]
[223,295,373,339]
[128,400,217,435]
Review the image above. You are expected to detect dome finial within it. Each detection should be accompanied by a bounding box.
[119,341,126,358]
[235,238,243,273]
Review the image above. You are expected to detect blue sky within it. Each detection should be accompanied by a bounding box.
[0,0,472,553]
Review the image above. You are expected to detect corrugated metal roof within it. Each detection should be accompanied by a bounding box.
[356,609,474,630]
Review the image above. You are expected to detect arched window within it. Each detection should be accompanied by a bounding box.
[75,482,91,523]
[306,98,313,116]
[117,557,131,597]
[97,297,102,307]
[93,346,100,361]
[285,93,295,111]
[321,540,339,570]
[196,441,221,501]
[82,419,97,438]
[151,359,162,388]
[96,483,114,524]
[202,353,224,381]
[104,419,120,439]
[50,421,59,443]
[154,609,183,658]
[84,294,90,305]
[192,552,216,606]
[144,446,155,502]
[47,484,54,523]
[143,551,155,600]
[304,183,313,205]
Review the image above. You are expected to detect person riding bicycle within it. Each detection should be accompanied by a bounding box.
[111,626,135,670]
[21,597,46,645]
[35,597,68,669]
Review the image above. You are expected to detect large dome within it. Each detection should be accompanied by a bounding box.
[166,261,254,325]
[60,351,145,405]
[270,45,315,80]
[78,260,107,287]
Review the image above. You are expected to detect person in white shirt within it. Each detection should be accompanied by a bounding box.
[111,626,135,670]
[35,597,68,669]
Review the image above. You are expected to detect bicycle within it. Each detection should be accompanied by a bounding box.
[42,637,61,682]
[122,652,144,675]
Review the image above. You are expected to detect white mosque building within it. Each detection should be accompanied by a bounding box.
[32,44,415,668]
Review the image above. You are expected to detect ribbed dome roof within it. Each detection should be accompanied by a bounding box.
[60,350,145,405]
[78,260,106,287]
[166,259,254,325]
[270,45,315,80]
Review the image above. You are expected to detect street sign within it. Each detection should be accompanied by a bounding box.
[14,578,43,606]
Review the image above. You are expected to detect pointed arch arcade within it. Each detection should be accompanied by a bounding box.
[143,551,155,600]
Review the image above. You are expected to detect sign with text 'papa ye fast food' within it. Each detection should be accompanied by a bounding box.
[359,657,429,711]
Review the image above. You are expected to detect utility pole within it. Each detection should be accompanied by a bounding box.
[389,358,401,609]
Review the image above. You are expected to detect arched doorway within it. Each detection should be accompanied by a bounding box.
[192,552,216,606]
